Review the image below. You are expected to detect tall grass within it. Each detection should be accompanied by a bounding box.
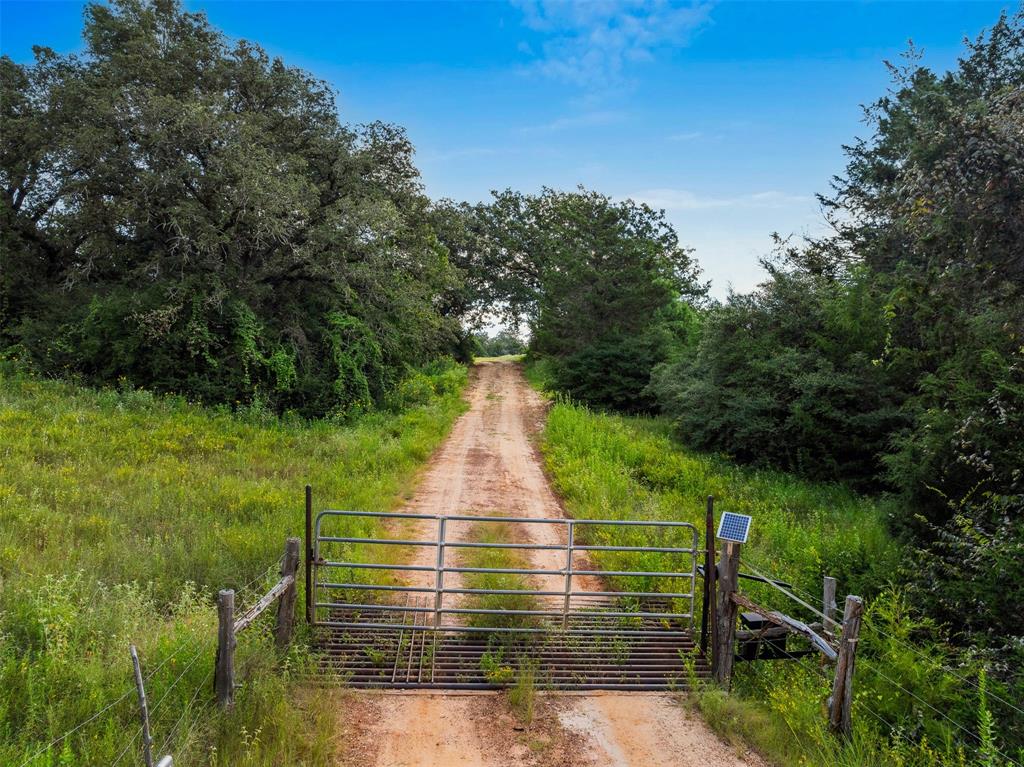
[0,362,467,766]
[534,395,1019,767]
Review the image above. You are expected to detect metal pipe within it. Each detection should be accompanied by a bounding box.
[305,484,312,625]
[563,522,574,630]
[433,517,446,629]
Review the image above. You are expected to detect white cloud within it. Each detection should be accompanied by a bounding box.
[667,130,703,142]
[518,109,627,133]
[629,187,813,211]
[513,0,714,90]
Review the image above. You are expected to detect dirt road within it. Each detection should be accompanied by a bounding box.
[338,360,766,767]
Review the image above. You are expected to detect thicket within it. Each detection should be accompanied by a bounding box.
[1,0,467,419]
[537,397,1023,765]
[471,329,526,358]
[443,188,706,411]
[648,11,1024,748]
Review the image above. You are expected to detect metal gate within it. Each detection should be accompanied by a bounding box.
[308,510,709,689]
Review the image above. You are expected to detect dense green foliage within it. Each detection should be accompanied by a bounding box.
[0,362,467,765]
[471,329,526,358]
[650,11,1024,724]
[535,395,1022,766]
[448,188,705,411]
[1,0,465,418]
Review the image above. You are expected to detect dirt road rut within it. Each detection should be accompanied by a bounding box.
[337,360,765,767]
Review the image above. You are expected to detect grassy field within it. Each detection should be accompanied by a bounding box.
[531,386,1012,767]
[0,362,467,767]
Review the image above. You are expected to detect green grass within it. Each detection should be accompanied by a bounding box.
[461,521,542,634]
[534,395,1013,767]
[0,362,467,766]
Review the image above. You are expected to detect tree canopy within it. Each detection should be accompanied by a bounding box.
[451,187,705,411]
[1,0,463,417]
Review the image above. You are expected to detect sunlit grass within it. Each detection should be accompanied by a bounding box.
[0,363,467,766]
[534,396,1005,767]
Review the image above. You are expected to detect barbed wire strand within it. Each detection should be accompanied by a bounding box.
[16,689,135,767]
[861,659,1023,767]
[109,725,144,767]
[154,667,215,761]
[738,552,1024,719]
[17,553,283,767]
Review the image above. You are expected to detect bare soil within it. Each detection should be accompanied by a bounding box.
[336,360,766,767]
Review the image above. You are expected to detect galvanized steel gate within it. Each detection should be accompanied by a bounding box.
[308,509,710,689]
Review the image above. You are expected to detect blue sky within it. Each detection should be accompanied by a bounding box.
[0,1,1012,296]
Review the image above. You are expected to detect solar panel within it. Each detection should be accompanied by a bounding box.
[717,512,752,543]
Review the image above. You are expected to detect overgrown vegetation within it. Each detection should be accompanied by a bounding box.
[0,361,466,766]
[1,0,469,419]
[439,188,705,411]
[535,395,1023,765]
[647,13,1024,743]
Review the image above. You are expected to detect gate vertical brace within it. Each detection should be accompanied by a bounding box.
[305,484,313,625]
[433,517,446,629]
[700,496,714,656]
[562,521,575,630]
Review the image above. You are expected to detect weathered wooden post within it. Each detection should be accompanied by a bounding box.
[823,576,837,635]
[304,485,313,625]
[700,496,715,657]
[130,644,154,767]
[713,538,741,687]
[828,595,863,737]
[275,537,301,649]
[215,589,236,708]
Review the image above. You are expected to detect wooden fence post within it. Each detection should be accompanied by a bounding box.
[828,595,863,738]
[304,485,313,625]
[823,576,837,635]
[130,644,154,767]
[215,589,236,708]
[700,495,715,657]
[713,539,741,687]
[275,537,300,649]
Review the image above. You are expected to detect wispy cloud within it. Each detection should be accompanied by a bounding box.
[518,109,627,133]
[418,147,501,163]
[629,188,812,211]
[667,130,703,142]
[513,0,714,90]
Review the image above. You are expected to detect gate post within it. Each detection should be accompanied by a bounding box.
[215,589,236,708]
[822,576,838,636]
[828,595,863,738]
[305,485,313,625]
[713,539,741,687]
[700,496,715,656]
[275,537,301,649]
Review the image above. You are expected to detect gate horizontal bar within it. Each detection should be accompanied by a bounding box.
[317,510,702,527]
[318,536,435,546]
[316,620,693,636]
[442,565,564,576]
[573,544,695,553]
[444,541,565,551]
[569,569,693,578]
[319,582,435,593]
[442,607,691,619]
[321,561,437,571]
[315,602,433,613]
